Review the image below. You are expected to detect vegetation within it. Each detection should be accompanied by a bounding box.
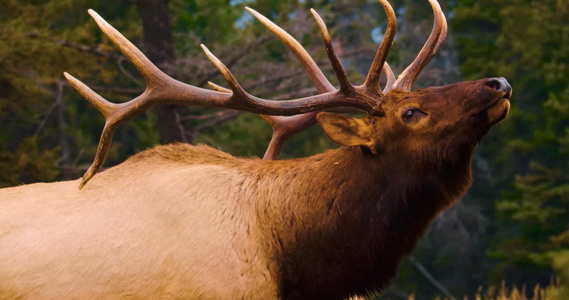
[452,0,569,295]
[403,279,567,300]
[0,0,567,298]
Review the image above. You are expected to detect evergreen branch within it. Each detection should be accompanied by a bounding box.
[28,32,126,62]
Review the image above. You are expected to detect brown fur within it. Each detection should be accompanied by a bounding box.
[0,79,510,299]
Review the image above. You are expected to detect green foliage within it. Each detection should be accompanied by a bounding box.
[175,0,254,35]
[453,0,569,289]
[0,137,59,187]
[0,148,18,188]
[14,137,60,183]
[492,161,569,285]
[0,0,143,181]
[195,113,273,157]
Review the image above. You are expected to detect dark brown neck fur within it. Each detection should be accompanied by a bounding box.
[251,146,473,299]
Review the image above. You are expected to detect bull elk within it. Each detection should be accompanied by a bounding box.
[0,0,512,299]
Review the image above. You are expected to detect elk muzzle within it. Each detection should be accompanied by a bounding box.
[482,77,512,125]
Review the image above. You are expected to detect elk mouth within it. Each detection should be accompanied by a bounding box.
[475,79,512,125]
[485,98,510,125]
[474,94,510,126]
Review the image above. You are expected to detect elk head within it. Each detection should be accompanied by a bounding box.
[64,0,511,189]
[318,78,511,161]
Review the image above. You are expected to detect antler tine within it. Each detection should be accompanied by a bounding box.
[363,0,397,93]
[310,9,352,93]
[64,72,116,119]
[382,62,396,93]
[432,3,448,55]
[208,81,232,93]
[261,113,319,159]
[80,125,116,189]
[245,7,334,94]
[393,0,447,91]
[200,44,253,100]
[64,72,136,189]
[87,9,168,84]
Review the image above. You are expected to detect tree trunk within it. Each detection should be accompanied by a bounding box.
[135,0,186,144]
[55,81,73,180]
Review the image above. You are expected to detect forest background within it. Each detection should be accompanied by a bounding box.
[1,0,568,298]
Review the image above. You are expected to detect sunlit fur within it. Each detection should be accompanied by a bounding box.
[0,78,509,299]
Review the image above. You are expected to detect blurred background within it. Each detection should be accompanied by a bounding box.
[1,0,567,298]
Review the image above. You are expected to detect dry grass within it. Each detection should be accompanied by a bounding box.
[469,279,566,300]
[397,278,567,300]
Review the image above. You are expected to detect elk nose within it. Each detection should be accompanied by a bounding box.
[486,77,512,99]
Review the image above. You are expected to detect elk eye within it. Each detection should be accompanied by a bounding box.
[401,108,425,123]
[403,109,416,119]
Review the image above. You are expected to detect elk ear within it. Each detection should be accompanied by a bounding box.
[316,112,377,154]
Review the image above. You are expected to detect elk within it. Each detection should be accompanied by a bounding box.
[0,1,512,299]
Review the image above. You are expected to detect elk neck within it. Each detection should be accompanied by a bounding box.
[251,144,474,299]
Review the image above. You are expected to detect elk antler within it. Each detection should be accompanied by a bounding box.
[66,0,448,188]
[235,1,397,159]
[391,0,448,92]
[65,9,377,188]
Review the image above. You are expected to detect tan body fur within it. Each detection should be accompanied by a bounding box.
[0,145,279,299]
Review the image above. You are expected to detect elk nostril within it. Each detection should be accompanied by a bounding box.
[486,79,501,91]
[486,77,512,98]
